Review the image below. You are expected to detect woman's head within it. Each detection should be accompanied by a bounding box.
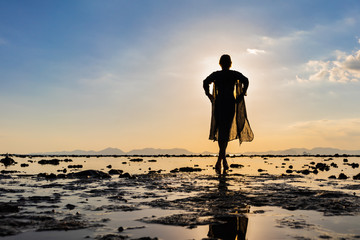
[219,54,232,70]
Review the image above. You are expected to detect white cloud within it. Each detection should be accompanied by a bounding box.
[246,48,266,55]
[297,48,360,83]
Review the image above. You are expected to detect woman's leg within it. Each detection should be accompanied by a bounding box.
[216,139,228,172]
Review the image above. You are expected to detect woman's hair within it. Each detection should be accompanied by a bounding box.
[219,54,232,69]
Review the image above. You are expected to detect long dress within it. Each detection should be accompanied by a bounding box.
[203,70,254,144]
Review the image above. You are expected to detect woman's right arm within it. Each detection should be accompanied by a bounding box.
[203,73,215,102]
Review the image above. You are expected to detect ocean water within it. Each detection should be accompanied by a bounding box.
[1,155,360,239]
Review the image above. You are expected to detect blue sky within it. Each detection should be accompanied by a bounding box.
[1,1,360,153]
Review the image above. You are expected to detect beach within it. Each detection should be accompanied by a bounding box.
[1,154,360,239]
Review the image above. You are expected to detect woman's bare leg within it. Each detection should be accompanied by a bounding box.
[216,139,228,172]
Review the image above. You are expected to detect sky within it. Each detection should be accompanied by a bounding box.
[1,0,360,154]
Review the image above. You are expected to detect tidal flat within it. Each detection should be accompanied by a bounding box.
[1,154,360,239]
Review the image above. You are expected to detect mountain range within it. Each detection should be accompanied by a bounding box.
[33,147,360,155]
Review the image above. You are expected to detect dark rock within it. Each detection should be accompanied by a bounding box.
[38,159,60,165]
[170,167,202,173]
[343,159,348,162]
[328,175,336,179]
[109,169,123,175]
[338,173,348,179]
[353,173,360,180]
[148,159,157,162]
[315,163,330,171]
[0,156,16,166]
[107,165,112,169]
[20,163,29,167]
[229,164,244,168]
[347,163,359,169]
[130,158,143,162]
[301,169,310,175]
[313,169,318,174]
[96,234,128,240]
[63,158,73,162]
[118,226,124,232]
[69,170,111,179]
[284,158,290,161]
[330,162,338,168]
[286,169,293,174]
[68,165,83,168]
[65,204,76,210]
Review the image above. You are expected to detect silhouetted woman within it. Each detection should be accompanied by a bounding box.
[203,54,254,173]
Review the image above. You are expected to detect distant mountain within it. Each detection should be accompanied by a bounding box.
[243,147,360,155]
[33,147,192,155]
[127,148,193,155]
[31,147,360,156]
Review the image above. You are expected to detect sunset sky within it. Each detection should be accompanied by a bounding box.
[1,1,360,154]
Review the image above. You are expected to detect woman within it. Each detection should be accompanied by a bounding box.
[203,54,254,173]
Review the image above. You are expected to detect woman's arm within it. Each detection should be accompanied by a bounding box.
[203,73,215,102]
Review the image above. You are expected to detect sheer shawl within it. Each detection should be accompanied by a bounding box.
[208,79,254,144]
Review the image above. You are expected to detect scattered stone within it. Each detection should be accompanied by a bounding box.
[118,226,124,232]
[343,159,348,163]
[38,159,60,165]
[0,156,16,166]
[353,173,360,180]
[130,158,143,162]
[68,170,111,179]
[148,160,157,162]
[229,164,244,168]
[20,163,29,167]
[170,167,202,173]
[315,163,330,171]
[347,163,359,169]
[330,162,338,168]
[107,165,112,169]
[301,169,310,175]
[328,175,336,179]
[286,170,293,174]
[284,158,290,161]
[338,173,348,180]
[109,169,124,175]
[68,165,83,168]
[65,204,76,210]
[95,234,128,240]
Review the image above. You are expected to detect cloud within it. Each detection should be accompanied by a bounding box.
[246,48,266,55]
[296,48,360,83]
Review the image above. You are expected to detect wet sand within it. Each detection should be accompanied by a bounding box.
[1,154,360,239]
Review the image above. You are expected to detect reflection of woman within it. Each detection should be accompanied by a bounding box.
[203,54,254,173]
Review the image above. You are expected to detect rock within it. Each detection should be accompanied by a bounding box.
[343,159,348,162]
[353,173,360,180]
[68,165,83,168]
[338,173,348,179]
[170,167,202,173]
[301,169,310,175]
[107,165,112,169]
[330,162,338,168]
[109,169,123,175]
[229,164,244,168]
[118,226,124,232]
[286,169,293,174]
[328,175,336,179]
[0,156,16,166]
[65,204,76,210]
[20,163,29,167]
[38,159,60,165]
[130,158,143,162]
[148,159,157,162]
[69,170,111,179]
[315,163,329,171]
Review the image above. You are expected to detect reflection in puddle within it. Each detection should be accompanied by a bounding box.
[208,214,248,240]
